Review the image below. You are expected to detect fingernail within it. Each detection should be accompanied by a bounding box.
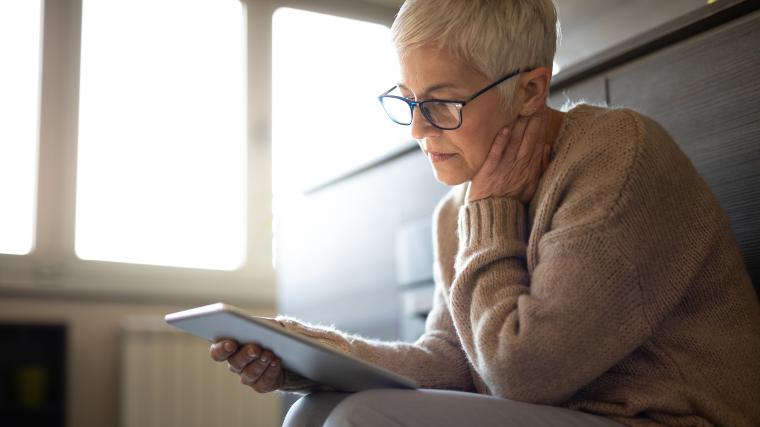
[501,128,510,135]
[247,347,258,358]
[260,355,269,363]
[270,361,278,367]
[223,342,234,352]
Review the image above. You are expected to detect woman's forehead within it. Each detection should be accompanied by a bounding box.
[397,47,481,96]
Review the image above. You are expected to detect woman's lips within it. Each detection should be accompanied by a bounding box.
[428,151,457,163]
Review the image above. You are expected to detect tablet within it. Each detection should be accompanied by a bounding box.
[165,303,419,392]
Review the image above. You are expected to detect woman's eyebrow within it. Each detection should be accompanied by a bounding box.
[396,82,460,96]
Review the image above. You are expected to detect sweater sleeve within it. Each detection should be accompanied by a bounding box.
[275,278,474,393]
[450,111,681,404]
[451,197,645,404]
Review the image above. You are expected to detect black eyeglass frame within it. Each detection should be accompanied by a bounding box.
[378,68,531,131]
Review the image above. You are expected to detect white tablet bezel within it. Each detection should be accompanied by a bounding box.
[165,303,419,392]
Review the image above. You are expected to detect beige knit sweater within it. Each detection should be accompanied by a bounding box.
[275,104,760,427]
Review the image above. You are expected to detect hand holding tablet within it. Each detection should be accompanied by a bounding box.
[166,303,419,393]
[209,318,286,393]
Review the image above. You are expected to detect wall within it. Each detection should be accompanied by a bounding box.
[0,296,276,427]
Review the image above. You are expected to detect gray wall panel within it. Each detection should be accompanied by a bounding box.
[549,75,608,110]
[276,149,449,338]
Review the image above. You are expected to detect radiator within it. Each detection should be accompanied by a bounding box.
[119,316,280,427]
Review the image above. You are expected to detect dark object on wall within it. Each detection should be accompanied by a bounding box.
[0,324,67,427]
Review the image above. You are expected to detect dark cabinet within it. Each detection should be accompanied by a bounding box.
[606,10,760,288]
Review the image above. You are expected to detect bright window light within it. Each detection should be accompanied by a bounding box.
[76,0,246,270]
[272,8,409,203]
[0,0,42,255]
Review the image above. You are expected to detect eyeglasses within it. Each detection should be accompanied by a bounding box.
[378,69,529,131]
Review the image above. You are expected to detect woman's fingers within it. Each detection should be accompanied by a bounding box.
[524,109,546,154]
[227,343,262,374]
[480,127,510,175]
[209,340,238,362]
[240,350,275,386]
[516,110,548,180]
[469,109,550,203]
[503,116,528,164]
[252,358,284,393]
[211,340,284,393]
[468,126,511,202]
[516,111,545,165]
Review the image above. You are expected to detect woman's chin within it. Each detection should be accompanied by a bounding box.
[431,167,468,186]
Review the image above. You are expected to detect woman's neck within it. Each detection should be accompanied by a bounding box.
[544,108,565,148]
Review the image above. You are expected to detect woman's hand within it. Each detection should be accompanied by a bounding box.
[209,318,285,393]
[467,107,552,204]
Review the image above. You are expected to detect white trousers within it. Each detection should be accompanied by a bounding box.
[282,389,626,427]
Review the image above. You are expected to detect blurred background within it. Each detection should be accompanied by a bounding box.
[2,0,757,426]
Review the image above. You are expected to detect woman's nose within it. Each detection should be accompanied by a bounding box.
[410,107,441,140]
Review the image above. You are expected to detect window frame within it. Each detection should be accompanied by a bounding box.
[0,0,397,304]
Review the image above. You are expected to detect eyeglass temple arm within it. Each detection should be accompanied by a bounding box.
[466,68,531,102]
[380,86,398,97]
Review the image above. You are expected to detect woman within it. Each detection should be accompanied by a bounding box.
[210,1,760,426]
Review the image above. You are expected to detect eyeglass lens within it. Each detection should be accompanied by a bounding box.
[380,97,413,125]
[422,102,461,129]
[380,96,462,129]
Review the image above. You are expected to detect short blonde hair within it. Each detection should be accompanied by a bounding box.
[391,0,559,110]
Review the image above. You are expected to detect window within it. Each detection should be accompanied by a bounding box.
[0,0,43,255]
[271,8,408,202]
[0,0,398,300]
[76,0,246,270]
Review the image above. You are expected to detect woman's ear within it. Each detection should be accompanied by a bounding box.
[516,67,552,117]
